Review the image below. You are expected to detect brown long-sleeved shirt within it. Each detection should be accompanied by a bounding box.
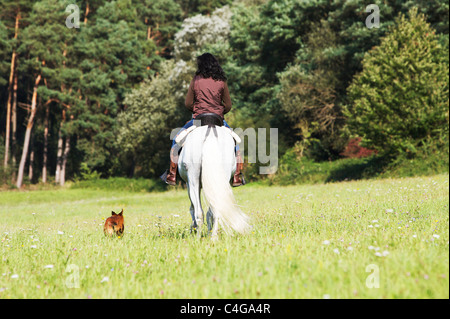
[185,75,231,119]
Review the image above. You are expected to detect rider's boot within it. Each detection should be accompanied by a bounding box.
[160,146,178,186]
[161,159,177,186]
[232,150,245,187]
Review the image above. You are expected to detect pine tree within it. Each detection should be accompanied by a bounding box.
[0,0,33,170]
[345,8,449,156]
[16,0,79,187]
[72,0,154,174]
[133,0,182,57]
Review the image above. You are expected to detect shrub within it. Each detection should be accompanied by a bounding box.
[344,8,449,157]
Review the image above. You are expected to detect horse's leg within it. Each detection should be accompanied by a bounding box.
[206,207,221,240]
[189,203,196,233]
[187,175,203,237]
[206,207,214,235]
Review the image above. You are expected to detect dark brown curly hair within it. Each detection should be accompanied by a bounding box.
[195,53,227,81]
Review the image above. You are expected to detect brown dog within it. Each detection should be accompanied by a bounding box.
[104,209,124,237]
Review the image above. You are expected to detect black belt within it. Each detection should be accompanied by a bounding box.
[194,113,223,127]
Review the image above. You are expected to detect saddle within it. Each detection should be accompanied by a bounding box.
[175,114,241,148]
[194,113,223,127]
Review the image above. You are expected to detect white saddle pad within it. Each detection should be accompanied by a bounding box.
[175,126,241,147]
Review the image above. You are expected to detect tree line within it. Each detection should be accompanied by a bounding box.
[0,0,448,188]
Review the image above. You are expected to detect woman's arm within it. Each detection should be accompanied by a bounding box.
[185,78,195,111]
[222,82,232,114]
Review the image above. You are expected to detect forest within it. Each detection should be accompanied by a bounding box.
[0,0,448,188]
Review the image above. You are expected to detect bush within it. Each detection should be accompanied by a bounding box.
[345,8,449,157]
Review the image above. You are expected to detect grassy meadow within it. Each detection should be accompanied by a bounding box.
[0,174,448,299]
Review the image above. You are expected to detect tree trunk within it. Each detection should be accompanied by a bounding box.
[16,74,41,189]
[28,133,34,182]
[42,103,49,183]
[11,67,18,170]
[84,2,90,25]
[55,125,64,184]
[3,12,20,169]
[60,135,71,186]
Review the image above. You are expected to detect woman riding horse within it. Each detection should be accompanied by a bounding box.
[161,53,245,187]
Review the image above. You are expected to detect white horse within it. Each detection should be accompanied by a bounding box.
[177,122,250,239]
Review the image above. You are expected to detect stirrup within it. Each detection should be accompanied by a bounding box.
[160,169,168,182]
[232,174,246,187]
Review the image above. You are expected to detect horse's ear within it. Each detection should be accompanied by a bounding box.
[119,209,123,216]
[111,211,116,216]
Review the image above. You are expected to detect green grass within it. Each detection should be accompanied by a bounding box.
[0,174,448,299]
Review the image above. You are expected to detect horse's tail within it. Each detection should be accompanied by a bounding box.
[201,128,251,235]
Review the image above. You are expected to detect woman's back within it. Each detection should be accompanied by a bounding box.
[192,75,225,118]
[186,75,232,119]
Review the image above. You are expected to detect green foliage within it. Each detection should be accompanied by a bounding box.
[133,0,182,56]
[0,0,449,186]
[75,162,102,181]
[176,0,233,16]
[0,21,11,87]
[267,141,448,186]
[345,8,449,156]
[116,60,193,177]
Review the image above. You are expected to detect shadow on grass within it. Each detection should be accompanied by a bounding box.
[71,177,168,193]
[325,155,392,183]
